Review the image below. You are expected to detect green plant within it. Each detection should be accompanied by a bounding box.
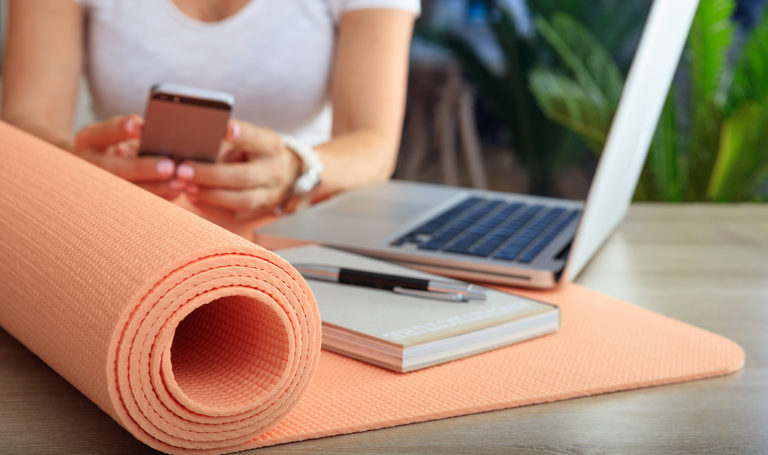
[530,0,768,201]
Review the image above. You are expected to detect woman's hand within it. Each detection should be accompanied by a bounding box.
[73,115,181,200]
[175,120,302,220]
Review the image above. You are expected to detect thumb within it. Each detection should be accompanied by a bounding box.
[228,120,282,158]
[74,115,143,152]
[80,150,175,182]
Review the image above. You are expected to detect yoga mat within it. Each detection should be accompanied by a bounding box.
[0,123,744,453]
[0,123,321,454]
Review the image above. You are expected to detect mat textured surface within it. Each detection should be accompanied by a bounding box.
[0,123,744,454]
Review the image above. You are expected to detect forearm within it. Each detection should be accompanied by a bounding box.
[1,112,75,151]
[314,128,401,199]
[1,0,84,151]
[313,8,415,200]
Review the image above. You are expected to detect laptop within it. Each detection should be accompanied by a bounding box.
[255,0,698,288]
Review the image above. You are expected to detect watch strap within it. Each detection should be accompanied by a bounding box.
[276,134,324,213]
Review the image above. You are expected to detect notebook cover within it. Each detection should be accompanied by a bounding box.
[277,245,559,371]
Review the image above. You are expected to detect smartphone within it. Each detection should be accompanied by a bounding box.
[138,83,234,162]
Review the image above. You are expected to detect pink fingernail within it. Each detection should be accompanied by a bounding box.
[125,117,141,135]
[177,163,195,180]
[156,159,174,177]
[228,121,241,140]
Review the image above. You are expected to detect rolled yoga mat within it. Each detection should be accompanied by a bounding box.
[0,123,321,454]
[0,122,745,453]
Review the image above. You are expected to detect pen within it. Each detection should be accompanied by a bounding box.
[292,264,486,302]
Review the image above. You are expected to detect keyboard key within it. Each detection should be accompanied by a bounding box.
[492,207,563,261]
[408,197,484,236]
[442,202,522,254]
[493,237,531,260]
[471,205,543,257]
[470,233,510,256]
[518,209,581,263]
[444,233,487,254]
[418,199,501,250]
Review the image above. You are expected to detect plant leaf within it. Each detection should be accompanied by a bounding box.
[645,91,686,201]
[707,103,756,199]
[529,68,609,153]
[726,7,768,114]
[534,14,624,105]
[589,1,652,69]
[689,0,735,104]
[686,0,735,198]
[708,100,768,200]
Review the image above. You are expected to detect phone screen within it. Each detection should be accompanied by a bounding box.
[139,91,231,162]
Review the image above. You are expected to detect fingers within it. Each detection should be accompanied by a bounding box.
[176,121,298,190]
[78,148,182,199]
[105,138,141,158]
[224,120,241,142]
[175,160,284,189]
[228,120,283,157]
[115,138,141,158]
[79,150,175,182]
[177,120,303,219]
[134,181,184,201]
[188,185,286,217]
[187,200,240,221]
[74,115,143,153]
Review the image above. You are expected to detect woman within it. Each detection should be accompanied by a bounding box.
[1,0,418,220]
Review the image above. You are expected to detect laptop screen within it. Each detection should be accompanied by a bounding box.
[412,0,670,199]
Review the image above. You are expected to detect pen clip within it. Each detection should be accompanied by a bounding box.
[392,286,468,302]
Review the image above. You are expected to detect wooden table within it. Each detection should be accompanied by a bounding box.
[2,204,767,454]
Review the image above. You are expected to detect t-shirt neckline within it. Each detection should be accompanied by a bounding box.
[162,0,260,29]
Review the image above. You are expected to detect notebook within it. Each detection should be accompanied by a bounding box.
[254,0,699,288]
[277,245,559,372]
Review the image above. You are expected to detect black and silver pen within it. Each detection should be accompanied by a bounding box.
[293,264,486,302]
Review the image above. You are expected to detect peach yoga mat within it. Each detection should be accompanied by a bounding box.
[0,123,744,454]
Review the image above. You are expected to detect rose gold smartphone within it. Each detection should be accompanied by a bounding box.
[138,83,234,162]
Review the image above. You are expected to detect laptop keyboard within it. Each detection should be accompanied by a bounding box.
[392,197,581,263]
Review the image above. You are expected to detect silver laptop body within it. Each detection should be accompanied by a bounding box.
[256,0,698,288]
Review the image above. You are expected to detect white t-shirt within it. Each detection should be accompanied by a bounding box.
[77,0,420,145]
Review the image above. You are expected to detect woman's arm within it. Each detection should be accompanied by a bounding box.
[1,0,83,150]
[177,9,416,218]
[316,8,416,196]
[2,0,182,199]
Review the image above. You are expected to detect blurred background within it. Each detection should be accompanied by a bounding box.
[1,0,767,202]
[396,0,768,202]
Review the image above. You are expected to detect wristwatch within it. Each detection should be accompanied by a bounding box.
[277,134,324,214]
